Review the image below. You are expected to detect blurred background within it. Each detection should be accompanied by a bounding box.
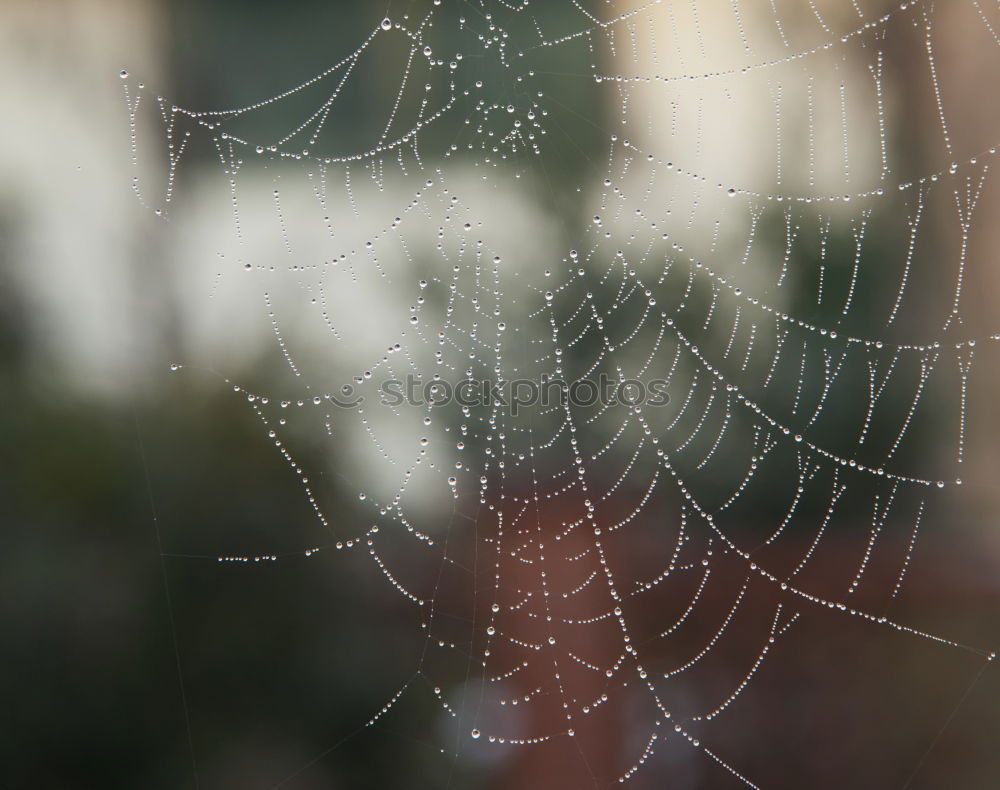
[2,1,1000,788]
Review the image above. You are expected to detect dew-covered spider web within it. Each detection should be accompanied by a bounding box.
[124,0,1000,787]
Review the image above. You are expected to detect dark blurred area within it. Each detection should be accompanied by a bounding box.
[3,1,1000,789]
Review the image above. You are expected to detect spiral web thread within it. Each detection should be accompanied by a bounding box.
[125,0,1000,786]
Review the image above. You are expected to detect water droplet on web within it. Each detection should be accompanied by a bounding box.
[122,10,1000,782]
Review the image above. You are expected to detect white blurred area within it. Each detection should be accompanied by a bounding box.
[600,0,886,305]
[608,0,886,196]
[0,0,571,528]
[0,0,564,404]
[0,0,167,397]
[0,0,958,389]
[160,158,566,515]
[4,0,1000,513]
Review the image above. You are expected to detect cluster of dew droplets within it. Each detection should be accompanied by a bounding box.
[125,0,1000,786]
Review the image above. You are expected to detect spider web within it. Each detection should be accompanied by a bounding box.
[123,0,1000,786]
